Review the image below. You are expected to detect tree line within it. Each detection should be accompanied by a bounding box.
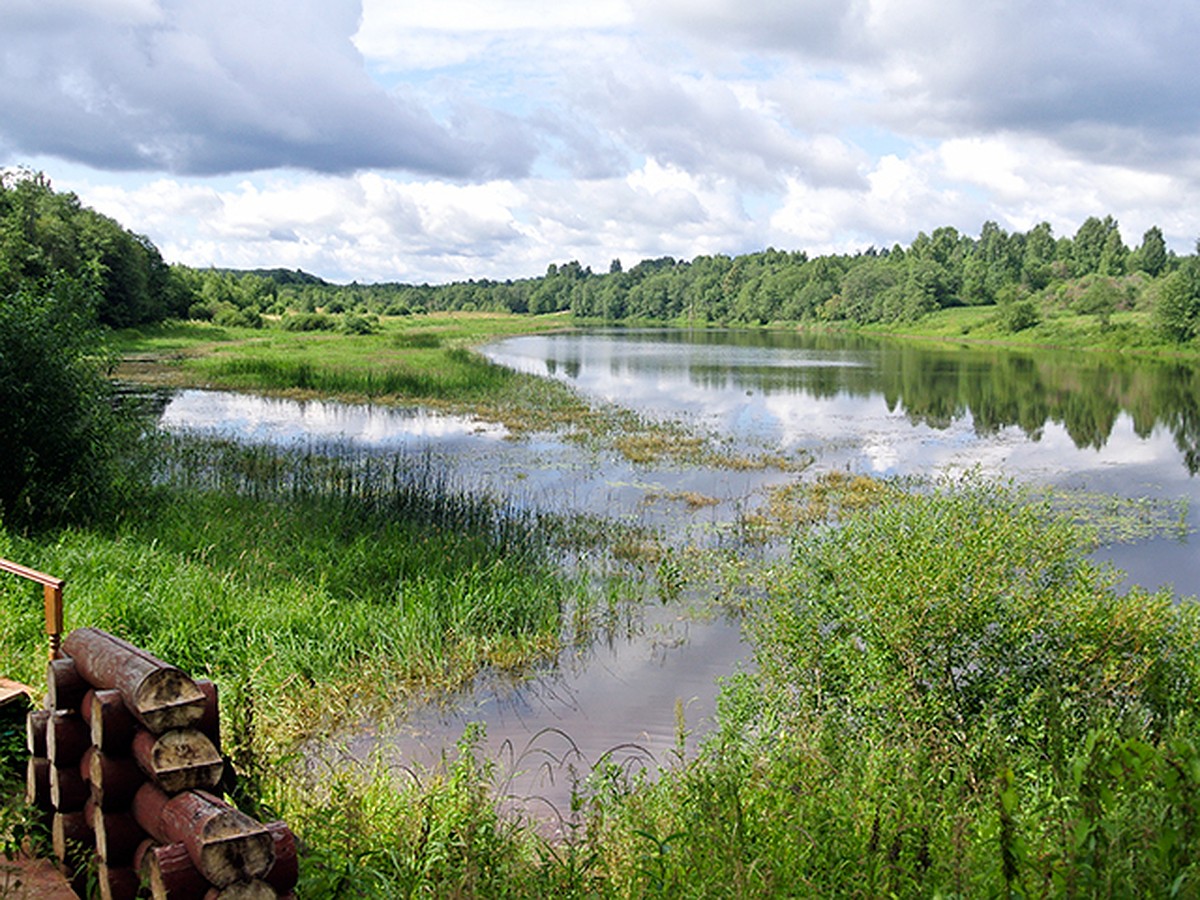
[7,167,1199,344]
[193,219,1200,345]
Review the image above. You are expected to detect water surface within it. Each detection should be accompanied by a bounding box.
[159,329,1200,816]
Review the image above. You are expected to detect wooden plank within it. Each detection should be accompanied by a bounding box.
[0,676,34,708]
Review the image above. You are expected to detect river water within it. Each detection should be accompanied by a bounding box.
[156,329,1200,823]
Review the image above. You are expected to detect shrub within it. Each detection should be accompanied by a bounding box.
[0,278,143,528]
[280,312,336,332]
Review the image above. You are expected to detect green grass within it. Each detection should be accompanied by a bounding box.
[248,479,1200,897]
[862,305,1196,358]
[0,436,581,749]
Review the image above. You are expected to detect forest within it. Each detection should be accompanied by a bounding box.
[5,167,1200,344]
[186,217,1200,344]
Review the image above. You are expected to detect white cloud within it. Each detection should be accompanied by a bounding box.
[7,0,1200,281]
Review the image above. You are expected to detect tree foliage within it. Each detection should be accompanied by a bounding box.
[0,278,142,528]
[201,214,1199,345]
[0,169,192,327]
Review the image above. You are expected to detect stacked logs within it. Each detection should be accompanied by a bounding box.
[24,628,297,900]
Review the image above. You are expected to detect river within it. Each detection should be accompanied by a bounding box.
[156,329,1200,825]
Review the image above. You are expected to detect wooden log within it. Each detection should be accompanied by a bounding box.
[98,862,142,900]
[51,809,93,863]
[142,841,209,900]
[95,808,148,866]
[49,761,89,811]
[26,756,51,809]
[133,727,224,794]
[90,687,138,752]
[159,790,275,888]
[133,783,172,843]
[46,656,88,712]
[26,708,50,756]
[62,628,206,732]
[203,880,277,900]
[87,749,146,811]
[46,710,90,767]
[262,822,298,894]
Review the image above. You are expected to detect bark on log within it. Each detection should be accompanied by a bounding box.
[46,711,91,767]
[202,880,277,900]
[133,727,224,794]
[89,687,138,752]
[63,628,205,732]
[95,808,148,866]
[52,810,93,863]
[26,756,51,809]
[132,783,172,844]
[49,762,89,811]
[262,822,298,894]
[142,841,210,900]
[158,790,275,888]
[195,678,221,750]
[88,749,146,811]
[97,862,142,900]
[46,656,88,712]
[26,708,49,756]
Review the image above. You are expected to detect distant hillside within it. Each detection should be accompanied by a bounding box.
[211,267,329,286]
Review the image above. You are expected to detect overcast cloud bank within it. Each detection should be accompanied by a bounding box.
[3,0,1197,283]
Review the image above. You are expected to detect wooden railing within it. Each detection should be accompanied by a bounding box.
[0,557,64,659]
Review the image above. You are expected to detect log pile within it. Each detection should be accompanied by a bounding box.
[25,628,297,900]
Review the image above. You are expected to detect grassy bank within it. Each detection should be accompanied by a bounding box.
[111,312,600,436]
[854,305,1200,359]
[111,313,810,471]
[0,435,595,759]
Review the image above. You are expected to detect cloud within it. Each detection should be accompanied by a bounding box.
[641,0,1200,170]
[0,0,535,177]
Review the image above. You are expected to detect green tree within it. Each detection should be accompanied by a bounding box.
[0,278,140,528]
[1072,216,1121,275]
[1152,251,1200,342]
[1135,226,1168,277]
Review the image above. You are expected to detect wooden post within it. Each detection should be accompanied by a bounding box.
[0,557,65,659]
[47,657,88,712]
[86,749,147,811]
[141,841,211,900]
[89,688,139,751]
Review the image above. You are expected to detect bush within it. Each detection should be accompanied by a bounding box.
[212,303,263,329]
[0,278,143,528]
[280,312,336,332]
[341,313,379,335]
[998,296,1040,332]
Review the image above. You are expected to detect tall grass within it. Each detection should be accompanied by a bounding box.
[0,433,576,746]
[569,480,1200,897]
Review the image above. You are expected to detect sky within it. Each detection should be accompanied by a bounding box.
[3,0,1199,285]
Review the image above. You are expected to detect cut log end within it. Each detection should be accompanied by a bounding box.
[203,879,278,900]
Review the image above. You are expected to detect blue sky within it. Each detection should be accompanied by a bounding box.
[3,0,1198,283]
